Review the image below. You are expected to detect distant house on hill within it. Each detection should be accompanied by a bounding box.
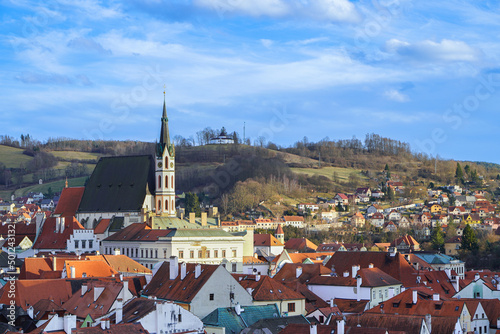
[209,127,235,144]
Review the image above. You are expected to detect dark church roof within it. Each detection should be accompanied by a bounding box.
[77,155,155,213]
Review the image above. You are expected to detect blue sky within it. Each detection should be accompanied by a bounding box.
[1,0,500,163]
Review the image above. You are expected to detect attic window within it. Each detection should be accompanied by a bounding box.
[270,290,273,293]
[74,307,78,310]
[455,306,459,311]
[133,311,139,315]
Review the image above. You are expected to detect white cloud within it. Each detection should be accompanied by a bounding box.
[385,38,479,62]
[384,89,409,102]
[306,0,361,23]
[194,0,290,17]
[260,39,274,48]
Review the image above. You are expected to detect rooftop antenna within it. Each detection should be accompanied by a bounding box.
[243,122,246,145]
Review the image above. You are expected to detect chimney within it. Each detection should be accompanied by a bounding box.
[433,293,439,301]
[195,264,201,279]
[309,324,317,334]
[81,284,88,296]
[180,262,187,280]
[114,248,121,256]
[296,267,303,278]
[330,299,334,308]
[70,266,76,278]
[63,314,76,334]
[27,306,34,319]
[336,319,345,334]
[412,290,418,304]
[352,265,359,278]
[201,212,207,226]
[255,274,261,281]
[343,271,349,277]
[106,318,110,329]
[100,320,106,330]
[52,257,57,271]
[474,273,480,281]
[122,280,129,299]
[368,263,374,268]
[189,212,195,225]
[454,276,460,293]
[425,314,431,333]
[56,217,61,233]
[235,303,244,316]
[169,256,179,280]
[356,275,362,302]
[60,217,65,233]
[116,298,123,324]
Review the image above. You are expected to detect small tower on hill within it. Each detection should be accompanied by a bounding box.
[275,224,284,244]
[155,92,176,217]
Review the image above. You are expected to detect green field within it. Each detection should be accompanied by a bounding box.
[0,176,88,199]
[291,166,367,182]
[51,150,102,161]
[0,145,33,168]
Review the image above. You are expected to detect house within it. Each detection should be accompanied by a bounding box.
[463,214,481,225]
[307,265,402,309]
[233,274,306,316]
[33,216,88,253]
[371,190,385,198]
[142,258,253,318]
[414,253,465,279]
[390,235,420,253]
[0,202,15,213]
[366,205,383,215]
[444,236,462,256]
[369,212,385,228]
[273,263,332,284]
[283,216,305,228]
[203,304,279,334]
[454,275,500,300]
[40,199,54,211]
[438,193,449,204]
[307,304,343,325]
[387,210,401,221]
[334,194,349,206]
[297,203,319,212]
[350,212,365,228]
[355,188,371,197]
[102,223,246,272]
[254,233,284,257]
[316,243,346,252]
[242,256,269,275]
[107,297,204,334]
[284,238,317,253]
[382,221,397,233]
[448,206,466,215]
[397,216,412,229]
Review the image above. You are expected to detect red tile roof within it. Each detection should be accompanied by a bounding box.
[85,255,151,275]
[53,187,85,216]
[70,323,149,334]
[274,263,332,284]
[308,267,401,288]
[94,218,111,234]
[33,216,84,250]
[64,260,119,278]
[0,279,74,310]
[283,216,304,222]
[232,274,304,301]
[103,223,172,241]
[254,233,283,247]
[284,238,317,252]
[275,224,284,235]
[142,262,219,303]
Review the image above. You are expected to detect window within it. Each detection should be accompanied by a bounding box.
[178,314,182,323]
[287,303,295,313]
[164,250,167,259]
[75,240,79,248]
[171,175,174,187]
[214,250,218,258]
[209,294,214,301]
[179,251,184,259]
[158,200,161,211]
[373,290,376,298]
[155,249,158,258]
[199,250,203,258]
[89,240,93,249]
[379,290,382,298]
[141,249,144,258]
[165,156,168,166]
[158,175,161,188]
[222,250,226,258]
[232,250,237,257]
[165,175,168,188]
[82,240,86,249]
[230,292,234,300]
[385,289,388,298]
[319,315,324,323]
[190,250,194,259]
[165,200,168,211]
[232,263,237,272]
[206,250,210,258]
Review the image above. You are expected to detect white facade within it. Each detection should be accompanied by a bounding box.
[67,229,100,253]
[155,148,176,217]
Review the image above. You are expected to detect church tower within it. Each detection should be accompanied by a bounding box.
[155,93,176,217]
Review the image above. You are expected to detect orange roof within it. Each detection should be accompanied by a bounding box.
[283,216,304,222]
[64,260,119,278]
[243,256,268,265]
[287,252,333,264]
[53,187,85,216]
[275,223,284,235]
[86,254,151,274]
[285,238,318,252]
[19,256,75,279]
[254,233,283,247]
[0,279,74,310]
[274,263,332,284]
[94,218,111,234]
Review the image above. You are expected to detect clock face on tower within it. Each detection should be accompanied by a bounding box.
[170,162,174,168]
[157,162,162,168]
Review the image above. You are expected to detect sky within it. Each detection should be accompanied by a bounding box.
[1,0,500,163]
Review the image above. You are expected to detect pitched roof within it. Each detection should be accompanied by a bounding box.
[284,238,317,252]
[70,323,149,334]
[391,235,419,248]
[142,262,219,303]
[274,263,332,284]
[64,260,119,278]
[287,252,333,264]
[19,256,75,279]
[308,267,401,288]
[283,216,304,222]
[203,304,280,334]
[53,187,85,216]
[232,274,304,301]
[280,281,329,313]
[324,252,417,287]
[103,223,173,242]
[345,313,427,334]
[77,155,155,213]
[275,224,284,235]
[94,219,111,234]
[254,234,283,247]
[33,216,84,250]
[0,279,74,310]
[85,255,151,275]
[333,298,369,314]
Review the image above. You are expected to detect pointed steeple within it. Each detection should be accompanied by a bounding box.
[159,92,170,148]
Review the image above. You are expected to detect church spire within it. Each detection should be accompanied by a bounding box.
[159,90,170,148]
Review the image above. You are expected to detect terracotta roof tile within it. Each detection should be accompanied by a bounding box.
[232,274,304,301]
[33,216,84,250]
[85,255,152,275]
[64,260,119,278]
[284,238,317,252]
[53,187,85,216]
[254,234,283,247]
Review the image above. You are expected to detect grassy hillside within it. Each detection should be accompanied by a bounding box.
[291,166,368,182]
[0,176,88,199]
[51,151,102,161]
[0,145,33,168]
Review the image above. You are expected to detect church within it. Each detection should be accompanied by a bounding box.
[76,95,178,229]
